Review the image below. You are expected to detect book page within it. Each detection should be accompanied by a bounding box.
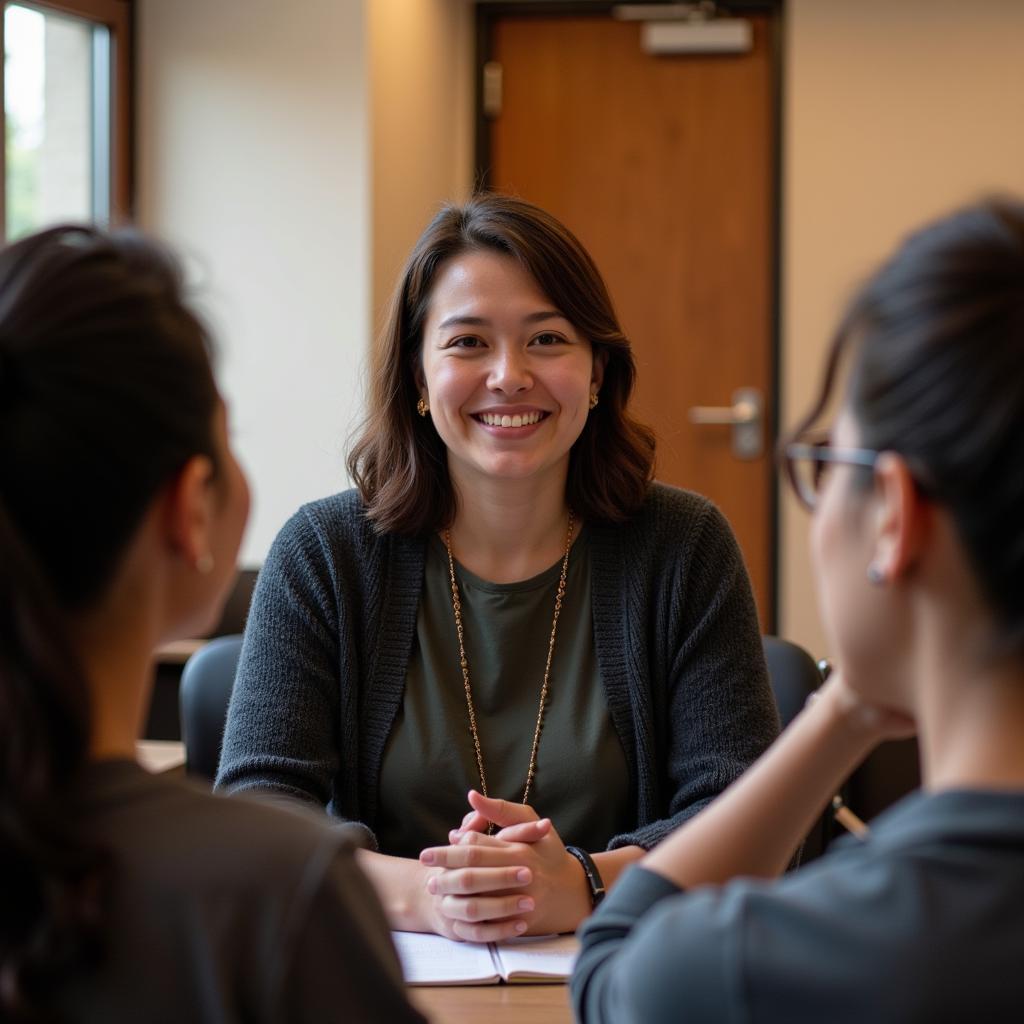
[391,931,501,986]
[494,934,579,982]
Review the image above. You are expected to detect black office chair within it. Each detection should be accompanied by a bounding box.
[761,635,834,863]
[179,633,244,782]
[762,636,823,727]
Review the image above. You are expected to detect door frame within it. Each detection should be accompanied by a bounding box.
[473,0,785,630]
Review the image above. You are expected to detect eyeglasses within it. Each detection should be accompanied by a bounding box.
[782,440,880,512]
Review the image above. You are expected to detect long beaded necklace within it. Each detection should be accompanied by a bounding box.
[444,510,575,814]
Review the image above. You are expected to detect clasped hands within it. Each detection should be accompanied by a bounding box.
[417,790,591,942]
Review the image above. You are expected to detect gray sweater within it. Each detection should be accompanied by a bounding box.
[217,482,779,852]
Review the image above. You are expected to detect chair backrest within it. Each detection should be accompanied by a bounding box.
[761,635,832,863]
[179,633,244,782]
[761,635,823,728]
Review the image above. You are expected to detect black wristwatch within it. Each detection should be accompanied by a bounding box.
[565,845,606,908]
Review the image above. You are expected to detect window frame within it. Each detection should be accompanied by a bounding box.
[0,0,133,239]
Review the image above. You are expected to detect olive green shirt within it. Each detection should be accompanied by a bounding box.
[377,530,631,858]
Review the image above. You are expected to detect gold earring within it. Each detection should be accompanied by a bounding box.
[417,397,429,417]
[196,553,214,575]
[589,391,599,411]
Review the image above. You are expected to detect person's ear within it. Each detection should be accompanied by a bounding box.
[869,452,931,583]
[412,356,429,407]
[591,347,608,391]
[163,454,217,573]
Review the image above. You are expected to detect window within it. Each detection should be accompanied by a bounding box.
[2,0,131,241]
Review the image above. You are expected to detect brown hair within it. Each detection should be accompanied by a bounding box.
[348,193,656,534]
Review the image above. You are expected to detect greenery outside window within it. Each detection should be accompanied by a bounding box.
[2,0,131,241]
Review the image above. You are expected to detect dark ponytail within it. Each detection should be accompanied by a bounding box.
[0,226,219,1019]
[0,495,107,1021]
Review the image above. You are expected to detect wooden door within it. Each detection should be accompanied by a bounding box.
[482,10,777,624]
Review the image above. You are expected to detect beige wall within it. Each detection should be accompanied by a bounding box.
[781,0,1024,656]
[136,0,371,566]
[369,0,474,327]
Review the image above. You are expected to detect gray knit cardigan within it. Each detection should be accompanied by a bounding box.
[216,482,779,852]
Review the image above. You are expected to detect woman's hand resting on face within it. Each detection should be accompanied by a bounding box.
[813,670,917,745]
[418,790,592,941]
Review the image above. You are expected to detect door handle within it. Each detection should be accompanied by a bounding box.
[688,387,764,459]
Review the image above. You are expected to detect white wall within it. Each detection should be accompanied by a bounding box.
[136,0,370,567]
[781,0,1024,656]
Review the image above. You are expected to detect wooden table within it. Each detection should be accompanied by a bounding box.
[410,983,572,1024]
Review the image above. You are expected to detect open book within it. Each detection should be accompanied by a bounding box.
[392,931,578,986]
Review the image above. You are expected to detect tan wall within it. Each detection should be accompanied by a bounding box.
[369,0,474,329]
[781,0,1024,657]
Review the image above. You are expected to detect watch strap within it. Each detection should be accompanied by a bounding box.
[565,845,606,908]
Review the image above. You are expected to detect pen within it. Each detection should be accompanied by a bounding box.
[832,795,870,839]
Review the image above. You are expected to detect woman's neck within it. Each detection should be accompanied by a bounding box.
[445,470,575,583]
[72,574,162,762]
[82,645,153,762]
[892,523,1024,794]
[914,630,1024,792]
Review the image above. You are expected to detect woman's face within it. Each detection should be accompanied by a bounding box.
[811,408,905,705]
[419,249,603,494]
[179,401,250,637]
[209,402,250,588]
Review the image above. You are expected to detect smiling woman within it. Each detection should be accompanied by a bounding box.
[216,194,779,943]
[418,249,602,512]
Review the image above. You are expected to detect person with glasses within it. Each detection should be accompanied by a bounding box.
[571,197,1024,1022]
